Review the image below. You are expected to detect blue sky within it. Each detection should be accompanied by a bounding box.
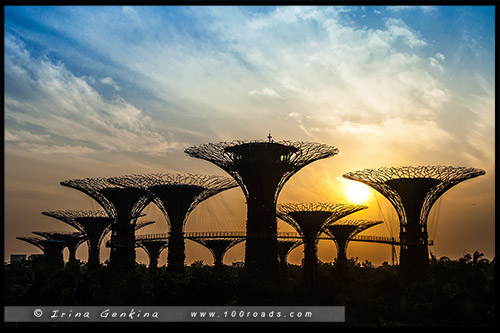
[4,5,495,264]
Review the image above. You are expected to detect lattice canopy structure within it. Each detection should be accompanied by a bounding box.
[136,239,168,275]
[42,210,115,268]
[60,177,155,268]
[188,237,245,268]
[185,137,339,281]
[323,219,383,265]
[16,236,67,265]
[277,240,302,281]
[109,173,238,272]
[343,165,485,269]
[31,231,86,264]
[185,139,339,202]
[276,203,368,287]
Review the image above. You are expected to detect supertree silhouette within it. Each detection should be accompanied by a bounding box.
[16,236,67,266]
[323,219,383,267]
[31,231,86,264]
[276,203,367,288]
[136,239,168,276]
[42,210,155,268]
[185,135,339,281]
[277,240,301,282]
[188,237,245,268]
[42,210,115,268]
[109,173,238,273]
[343,165,485,270]
[60,177,155,269]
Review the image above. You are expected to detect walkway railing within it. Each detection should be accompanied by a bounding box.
[135,231,433,246]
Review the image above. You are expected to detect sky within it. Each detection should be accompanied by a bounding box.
[3,5,496,266]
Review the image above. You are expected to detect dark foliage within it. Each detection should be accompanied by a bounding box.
[4,252,495,327]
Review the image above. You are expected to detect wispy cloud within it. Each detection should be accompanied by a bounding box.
[4,33,185,156]
[100,77,121,91]
[248,87,283,99]
[3,6,494,166]
[387,6,437,14]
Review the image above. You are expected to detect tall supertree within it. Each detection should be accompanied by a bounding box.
[60,177,155,269]
[343,166,485,270]
[188,237,245,268]
[16,236,66,266]
[109,173,238,273]
[31,231,86,264]
[276,203,367,288]
[323,219,383,267]
[185,135,339,281]
[42,210,115,269]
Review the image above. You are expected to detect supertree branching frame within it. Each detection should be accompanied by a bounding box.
[323,219,383,265]
[60,177,156,268]
[277,240,302,281]
[31,231,86,264]
[276,203,369,238]
[109,173,239,227]
[185,138,339,281]
[109,173,238,272]
[343,165,485,268]
[16,236,67,265]
[188,237,245,268]
[59,177,153,220]
[42,210,115,268]
[343,166,485,228]
[276,202,368,287]
[185,139,339,202]
[136,239,169,275]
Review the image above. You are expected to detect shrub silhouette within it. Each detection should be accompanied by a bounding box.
[4,252,495,327]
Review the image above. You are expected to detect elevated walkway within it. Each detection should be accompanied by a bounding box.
[135,231,433,246]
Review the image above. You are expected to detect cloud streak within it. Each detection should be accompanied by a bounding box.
[4,6,494,167]
[4,33,185,156]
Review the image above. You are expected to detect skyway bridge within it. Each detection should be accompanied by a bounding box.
[135,231,434,246]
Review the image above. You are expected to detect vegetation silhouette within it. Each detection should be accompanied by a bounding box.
[4,251,495,327]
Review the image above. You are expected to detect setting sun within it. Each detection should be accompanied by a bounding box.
[345,181,371,204]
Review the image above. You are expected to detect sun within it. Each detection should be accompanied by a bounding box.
[345,181,371,204]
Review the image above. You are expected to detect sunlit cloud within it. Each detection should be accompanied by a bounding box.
[336,117,454,150]
[4,33,185,156]
[248,87,283,99]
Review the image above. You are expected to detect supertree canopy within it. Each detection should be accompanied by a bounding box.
[343,165,485,269]
[185,138,339,202]
[185,137,339,281]
[188,237,245,268]
[136,239,169,275]
[277,240,302,281]
[31,231,86,264]
[109,173,238,273]
[323,219,383,265]
[276,202,367,287]
[42,210,115,268]
[16,236,67,265]
[60,177,155,268]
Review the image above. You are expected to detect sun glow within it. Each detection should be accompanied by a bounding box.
[345,181,371,204]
